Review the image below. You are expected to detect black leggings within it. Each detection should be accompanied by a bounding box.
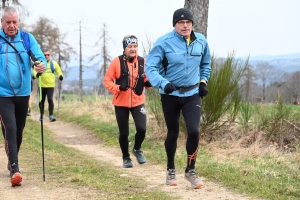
[39,87,54,115]
[0,96,29,168]
[115,104,146,158]
[161,94,201,170]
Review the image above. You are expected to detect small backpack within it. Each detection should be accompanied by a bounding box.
[116,55,145,96]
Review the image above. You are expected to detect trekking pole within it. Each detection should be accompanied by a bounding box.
[57,79,61,117]
[30,52,46,181]
[35,88,39,121]
[38,74,45,181]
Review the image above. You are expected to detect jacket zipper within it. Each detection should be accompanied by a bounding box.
[130,62,135,107]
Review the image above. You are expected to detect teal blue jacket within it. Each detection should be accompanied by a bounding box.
[0,29,46,96]
[145,29,211,96]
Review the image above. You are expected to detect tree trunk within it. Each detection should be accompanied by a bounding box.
[79,21,83,102]
[185,0,209,37]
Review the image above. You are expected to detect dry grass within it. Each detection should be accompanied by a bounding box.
[32,94,299,165]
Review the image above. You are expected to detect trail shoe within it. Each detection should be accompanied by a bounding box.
[132,149,146,164]
[184,169,204,189]
[10,168,22,186]
[39,114,44,121]
[49,114,56,122]
[166,169,177,186]
[27,108,31,116]
[123,157,133,168]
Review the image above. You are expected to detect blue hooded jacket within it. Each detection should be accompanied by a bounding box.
[145,29,211,97]
[0,29,46,96]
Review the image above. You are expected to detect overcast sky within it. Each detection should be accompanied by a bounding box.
[20,0,300,61]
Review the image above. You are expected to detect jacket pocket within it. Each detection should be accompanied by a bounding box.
[190,41,203,56]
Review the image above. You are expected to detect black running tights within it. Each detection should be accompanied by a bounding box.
[161,94,201,170]
[0,96,29,168]
[115,104,146,158]
[39,87,54,115]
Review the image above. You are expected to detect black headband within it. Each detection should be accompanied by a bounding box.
[123,36,138,50]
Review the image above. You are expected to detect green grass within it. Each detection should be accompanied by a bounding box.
[197,152,300,199]
[1,119,175,200]
[53,97,300,200]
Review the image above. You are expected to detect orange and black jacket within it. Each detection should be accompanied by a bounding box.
[103,55,150,108]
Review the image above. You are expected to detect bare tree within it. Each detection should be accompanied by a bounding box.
[142,33,154,58]
[30,16,76,101]
[1,0,28,29]
[282,71,300,104]
[185,0,209,37]
[1,0,20,7]
[78,21,84,102]
[30,16,75,72]
[290,71,300,103]
[241,64,256,101]
[255,61,274,101]
[89,23,113,100]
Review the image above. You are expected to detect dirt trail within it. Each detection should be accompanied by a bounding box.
[1,114,255,200]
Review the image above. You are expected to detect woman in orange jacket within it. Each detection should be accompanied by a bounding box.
[103,35,151,168]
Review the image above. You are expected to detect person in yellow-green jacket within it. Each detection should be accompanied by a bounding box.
[33,50,63,122]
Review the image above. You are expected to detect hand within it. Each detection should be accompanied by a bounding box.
[35,61,45,73]
[164,83,176,94]
[119,85,128,91]
[59,75,63,81]
[144,81,152,87]
[199,82,208,97]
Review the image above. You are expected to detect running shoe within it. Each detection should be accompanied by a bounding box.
[184,169,204,189]
[132,149,146,164]
[49,114,56,122]
[123,157,133,168]
[166,169,177,186]
[10,168,22,187]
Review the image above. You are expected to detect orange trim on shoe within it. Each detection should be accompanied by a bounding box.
[193,183,204,189]
[167,182,178,186]
[11,172,22,187]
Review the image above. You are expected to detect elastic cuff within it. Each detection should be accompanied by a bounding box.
[200,80,207,85]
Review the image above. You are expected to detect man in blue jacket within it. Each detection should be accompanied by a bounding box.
[145,8,211,189]
[0,6,45,186]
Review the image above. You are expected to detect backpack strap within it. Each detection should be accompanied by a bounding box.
[0,35,24,63]
[50,60,55,73]
[137,56,144,77]
[118,55,128,74]
[115,55,130,89]
[20,30,30,56]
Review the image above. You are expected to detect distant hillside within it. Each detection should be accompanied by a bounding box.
[249,53,300,61]
[249,53,300,73]
[63,53,300,88]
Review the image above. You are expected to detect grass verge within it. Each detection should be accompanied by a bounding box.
[1,119,175,200]
[54,99,300,200]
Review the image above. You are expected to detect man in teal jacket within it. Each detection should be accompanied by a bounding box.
[0,6,46,186]
[145,8,211,189]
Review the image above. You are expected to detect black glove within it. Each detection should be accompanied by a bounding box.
[59,75,63,81]
[144,81,152,87]
[36,73,42,78]
[199,82,208,97]
[164,83,176,94]
[119,85,128,91]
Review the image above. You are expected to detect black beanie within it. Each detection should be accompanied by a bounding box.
[173,8,194,27]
